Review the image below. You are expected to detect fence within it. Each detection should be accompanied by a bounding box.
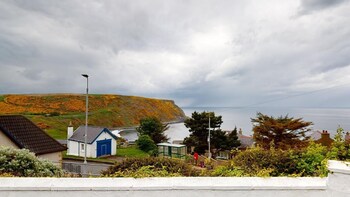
[62,161,112,176]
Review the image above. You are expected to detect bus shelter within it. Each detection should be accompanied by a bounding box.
[157,143,187,159]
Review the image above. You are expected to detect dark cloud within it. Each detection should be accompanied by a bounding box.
[299,0,349,14]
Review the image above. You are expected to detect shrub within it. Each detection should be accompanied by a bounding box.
[327,127,349,161]
[0,146,63,177]
[296,142,328,176]
[232,146,298,176]
[106,166,182,178]
[210,165,246,177]
[136,135,158,154]
[102,157,199,177]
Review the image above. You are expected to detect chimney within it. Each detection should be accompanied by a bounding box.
[318,130,333,147]
[67,121,74,139]
[239,128,243,135]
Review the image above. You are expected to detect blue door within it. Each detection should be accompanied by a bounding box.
[97,139,112,157]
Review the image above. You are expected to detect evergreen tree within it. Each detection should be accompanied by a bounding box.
[183,111,223,154]
[227,127,241,149]
[252,112,312,150]
[137,117,169,144]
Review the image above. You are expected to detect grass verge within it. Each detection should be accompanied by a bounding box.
[116,146,149,158]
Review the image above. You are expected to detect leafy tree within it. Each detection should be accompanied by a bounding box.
[252,112,312,150]
[137,117,169,144]
[183,111,224,154]
[327,126,349,160]
[136,135,157,154]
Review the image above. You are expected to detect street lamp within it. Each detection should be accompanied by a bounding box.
[81,74,89,165]
[208,112,212,159]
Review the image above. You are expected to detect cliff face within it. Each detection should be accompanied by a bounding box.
[0,94,185,139]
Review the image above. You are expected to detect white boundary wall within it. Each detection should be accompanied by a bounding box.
[0,160,349,197]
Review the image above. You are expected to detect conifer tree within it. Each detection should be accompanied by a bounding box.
[227,127,241,149]
[137,117,169,144]
[252,112,312,150]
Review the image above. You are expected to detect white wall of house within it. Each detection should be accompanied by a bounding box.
[37,152,62,167]
[67,140,79,156]
[0,131,18,148]
[96,131,116,155]
[67,141,94,158]
[67,131,116,158]
[1,131,63,167]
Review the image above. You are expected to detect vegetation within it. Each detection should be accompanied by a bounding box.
[252,112,312,150]
[208,143,328,177]
[116,146,150,158]
[0,146,63,177]
[102,157,199,177]
[62,151,115,164]
[226,127,241,150]
[327,127,350,160]
[136,135,158,155]
[137,117,169,143]
[0,94,185,139]
[184,111,240,154]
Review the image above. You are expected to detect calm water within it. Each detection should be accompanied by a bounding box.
[165,107,350,143]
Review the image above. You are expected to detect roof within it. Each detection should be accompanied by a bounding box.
[238,133,254,149]
[310,130,322,141]
[68,126,117,144]
[157,143,186,148]
[0,115,67,155]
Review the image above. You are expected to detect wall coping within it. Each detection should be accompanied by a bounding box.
[328,160,350,175]
[0,177,326,191]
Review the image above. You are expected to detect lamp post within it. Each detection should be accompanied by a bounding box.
[82,74,89,165]
[208,113,212,159]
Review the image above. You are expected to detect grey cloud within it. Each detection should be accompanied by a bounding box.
[1,1,350,107]
[299,0,349,14]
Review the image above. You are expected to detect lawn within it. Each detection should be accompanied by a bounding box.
[116,146,149,158]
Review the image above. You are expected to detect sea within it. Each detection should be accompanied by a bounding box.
[164,107,350,143]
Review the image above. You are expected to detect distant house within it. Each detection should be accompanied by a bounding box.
[67,125,117,158]
[314,130,334,147]
[0,115,67,165]
[311,130,350,146]
[216,129,254,160]
[237,129,254,150]
[310,130,322,141]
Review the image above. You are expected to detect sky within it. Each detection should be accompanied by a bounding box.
[1,0,350,107]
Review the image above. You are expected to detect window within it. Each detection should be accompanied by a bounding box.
[81,144,85,152]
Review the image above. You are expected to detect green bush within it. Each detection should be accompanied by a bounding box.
[136,135,158,154]
[0,146,63,177]
[327,127,350,161]
[232,146,298,176]
[229,143,329,177]
[295,142,328,177]
[102,157,199,177]
[210,165,246,177]
[105,166,182,178]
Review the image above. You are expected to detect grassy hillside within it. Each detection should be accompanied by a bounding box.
[0,94,185,139]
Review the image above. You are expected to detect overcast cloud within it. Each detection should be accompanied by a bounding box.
[1,0,350,107]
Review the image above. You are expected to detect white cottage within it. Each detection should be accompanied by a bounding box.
[67,125,117,158]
